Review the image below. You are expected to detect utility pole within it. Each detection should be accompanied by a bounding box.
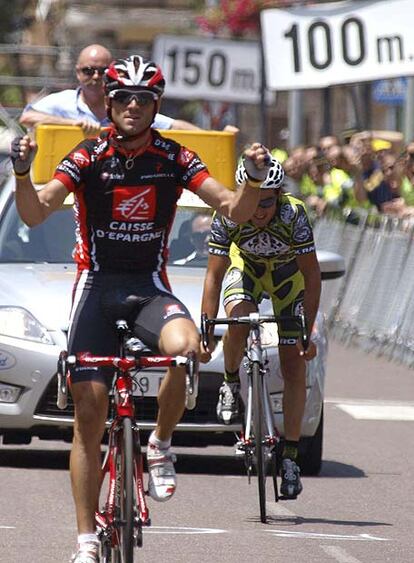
[288,90,304,149]
[403,77,414,142]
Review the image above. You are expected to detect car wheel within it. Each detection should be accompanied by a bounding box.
[298,406,324,476]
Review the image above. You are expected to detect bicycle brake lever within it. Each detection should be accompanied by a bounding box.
[200,313,209,349]
[299,314,309,351]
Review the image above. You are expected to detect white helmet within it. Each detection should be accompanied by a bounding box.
[235,156,285,189]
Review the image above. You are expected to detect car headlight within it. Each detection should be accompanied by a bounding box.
[0,382,22,403]
[0,307,53,344]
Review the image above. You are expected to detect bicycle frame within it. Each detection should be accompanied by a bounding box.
[243,314,279,455]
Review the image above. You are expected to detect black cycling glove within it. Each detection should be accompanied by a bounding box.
[10,136,31,175]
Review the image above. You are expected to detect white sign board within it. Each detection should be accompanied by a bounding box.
[153,34,267,104]
[261,0,414,90]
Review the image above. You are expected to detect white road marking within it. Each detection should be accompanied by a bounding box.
[321,545,363,563]
[326,397,414,406]
[145,526,227,535]
[263,530,390,541]
[325,398,414,421]
[336,404,414,421]
[0,526,14,529]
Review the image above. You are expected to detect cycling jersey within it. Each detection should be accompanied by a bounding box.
[54,128,210,277]
[208,192,315,343]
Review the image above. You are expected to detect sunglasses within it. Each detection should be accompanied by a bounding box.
[79,66,107,77]
[257,196,276,209]
[109,89,158,106]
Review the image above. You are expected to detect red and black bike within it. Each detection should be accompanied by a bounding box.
[57,319,197,562]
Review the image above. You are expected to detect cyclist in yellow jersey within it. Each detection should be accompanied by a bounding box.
[201,157,321,498]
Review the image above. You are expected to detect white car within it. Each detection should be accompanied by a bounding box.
[0,176,344,475]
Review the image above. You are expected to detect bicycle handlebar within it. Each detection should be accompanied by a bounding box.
[201,312,309,351]
[66,351,189,371]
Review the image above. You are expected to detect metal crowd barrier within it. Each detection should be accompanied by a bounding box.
[314,211,414,368]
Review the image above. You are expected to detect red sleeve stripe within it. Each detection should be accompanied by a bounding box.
[54,171,76,192]
[187,170,211,193]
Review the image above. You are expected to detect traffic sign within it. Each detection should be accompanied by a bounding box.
[372,78,407,105]
[261,0,414,90]
[153,34,273,104]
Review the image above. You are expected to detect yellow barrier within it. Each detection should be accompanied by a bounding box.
[32,125,236,187]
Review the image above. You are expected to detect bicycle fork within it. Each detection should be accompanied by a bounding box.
[96,422,150,551]
[237,361,280,501]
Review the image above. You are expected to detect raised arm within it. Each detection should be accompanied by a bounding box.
[196,142,270,222]
[11,135,69,227]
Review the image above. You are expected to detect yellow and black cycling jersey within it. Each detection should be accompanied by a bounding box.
[208,192,315,265]
[208,192,316,344]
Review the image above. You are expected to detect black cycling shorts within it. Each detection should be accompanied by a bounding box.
[67,270,192,385]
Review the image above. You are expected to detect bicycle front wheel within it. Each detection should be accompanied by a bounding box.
[118,417,135,563]
[252,361,267,523]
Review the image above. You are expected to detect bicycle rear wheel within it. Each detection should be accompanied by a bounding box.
[252,361,267,523]
[117,417,135,563]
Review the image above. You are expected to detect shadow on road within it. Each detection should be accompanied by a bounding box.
[175,453,245,475]
[0,448,364,479]
[247,514,392,528]
[0,446,244,475]
[319,459,365,477]
[0,447,70,470]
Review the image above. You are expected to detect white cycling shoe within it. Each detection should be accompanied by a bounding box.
[70,542,100,563]
[147,443,177,502]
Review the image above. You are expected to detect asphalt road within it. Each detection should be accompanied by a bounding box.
[0,339,413,563]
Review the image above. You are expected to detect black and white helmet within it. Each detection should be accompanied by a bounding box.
[235,156,285,189]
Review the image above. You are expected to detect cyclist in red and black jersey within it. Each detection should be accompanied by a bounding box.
[11,54,271,563]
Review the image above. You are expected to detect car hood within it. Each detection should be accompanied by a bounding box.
[167,265,211,319]
[0,263,209,332]
[0,263,76,331]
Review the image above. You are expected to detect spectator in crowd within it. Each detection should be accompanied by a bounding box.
[173,212,212,265]
[399,142,414,207]
[319,134,340,155]
[20,44,201,135]
[378,152,414,218]
[254,129,414,222]
[302,151,345,216]
[351,133,414,218]
[351,131,389,210]
[281,155,303,198]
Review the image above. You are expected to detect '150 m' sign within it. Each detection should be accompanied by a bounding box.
[261,0,414,90]
[152,35,265,104]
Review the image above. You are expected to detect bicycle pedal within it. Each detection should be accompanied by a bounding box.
[234,441,246,455]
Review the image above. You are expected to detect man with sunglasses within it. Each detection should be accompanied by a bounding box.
[20,44,199,136]
[173,212,212,265]
[11,54,272,563]
[200,156,321,499]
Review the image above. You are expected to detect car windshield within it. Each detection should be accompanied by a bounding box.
[0,198,212,267]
